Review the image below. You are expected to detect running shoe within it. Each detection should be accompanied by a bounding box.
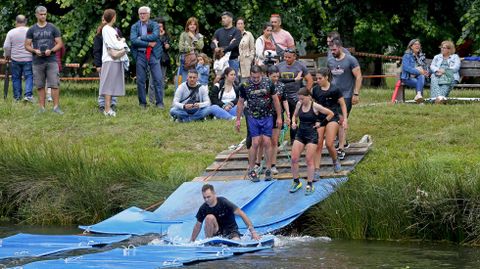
[305,184,315,196]
[333,161,342,173]
[248,169,260,183]
[289,180,303,193]
[313,170,321,182]
[337,149,346,160]
[103,110,116,117]
[264,169,273,181]
[270,166,279,175]
[53,107,64,115]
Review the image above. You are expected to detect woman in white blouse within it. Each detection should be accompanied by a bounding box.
[99,9,127,117]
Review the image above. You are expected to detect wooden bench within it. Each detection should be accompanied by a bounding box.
[392,60,480,103]
[298,58,317,75]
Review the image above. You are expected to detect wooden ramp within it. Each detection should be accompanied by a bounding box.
[193,135,373,182]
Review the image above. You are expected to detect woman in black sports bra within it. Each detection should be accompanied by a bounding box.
[289,88,334,195]
[312,67,348,176]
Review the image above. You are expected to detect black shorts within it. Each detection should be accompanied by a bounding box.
[272,112,285,129]
[342,98,352,118]
[319,114,340,127]
[294,127,318,145]
[215,229,241,239]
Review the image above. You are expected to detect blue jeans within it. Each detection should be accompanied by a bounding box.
[98,95,117,107]
[136,53,163,106]
[11,60,33,100]
[170,107,210,122]
[209,104,237,119]
[228,59,240,76]
[402,75,425,95]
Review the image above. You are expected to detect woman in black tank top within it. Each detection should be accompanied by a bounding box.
[312,67,349,176]
[289,88,334,195]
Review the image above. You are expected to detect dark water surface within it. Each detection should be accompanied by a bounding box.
[1,225,479,269]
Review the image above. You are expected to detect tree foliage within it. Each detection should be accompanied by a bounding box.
[0,0,478,65]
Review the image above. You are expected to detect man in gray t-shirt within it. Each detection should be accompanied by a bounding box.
[25,6,63,114]
[327,39,362,160]
[277,49,313,144]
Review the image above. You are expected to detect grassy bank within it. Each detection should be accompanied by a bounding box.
[1,82,480,244]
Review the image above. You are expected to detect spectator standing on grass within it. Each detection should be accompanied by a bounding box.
[400,38,429,104]
[270,14,295,51]
[98,9,127,117]
[211,11,242,76]
[130,6,164,109]
[196,53,211,86]
[326,31,350,59]
[170,69,211,122]
[24,6,64,114]
[177,17,204,85]
[149,17,171,104]
[429,40,461,103]
[255,22,277,66]
[327,39,362,160]
[236,17,255,83]
[93,18,121,113]
[3,15,33,102]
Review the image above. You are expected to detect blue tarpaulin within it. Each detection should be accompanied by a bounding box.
[20,245,271,269]
[0,233,131,259]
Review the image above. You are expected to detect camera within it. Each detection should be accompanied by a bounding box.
[263,50,277,66]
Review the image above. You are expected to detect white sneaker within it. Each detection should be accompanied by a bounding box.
[103,110,116,117]
[270,166,279,175]
[414,94,424,104]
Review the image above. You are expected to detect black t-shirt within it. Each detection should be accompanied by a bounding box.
[312,84,343,116]
[195,197,239,234]
[26,23,61,65]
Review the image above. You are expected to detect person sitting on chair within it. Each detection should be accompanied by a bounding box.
[190,184,260,242]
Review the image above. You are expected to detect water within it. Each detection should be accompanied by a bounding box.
[1,225,480,269]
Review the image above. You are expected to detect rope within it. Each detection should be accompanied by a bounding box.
[202,138,246,182]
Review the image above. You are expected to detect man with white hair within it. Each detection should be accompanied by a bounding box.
[25,6,64,114]
[130,6,164,108]
[3,15,33,102]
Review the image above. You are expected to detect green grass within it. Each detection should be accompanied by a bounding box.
[1,82,480,244]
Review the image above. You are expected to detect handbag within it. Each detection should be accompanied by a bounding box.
[437,69,454,85]
[161,51,171,67]
[107,48,126,60]
[183,52,197,70]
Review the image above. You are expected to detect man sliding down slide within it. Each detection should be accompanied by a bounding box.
[190,184,260,241]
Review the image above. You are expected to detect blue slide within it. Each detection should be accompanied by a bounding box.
[81,181,274,235]
[0,233,131,259]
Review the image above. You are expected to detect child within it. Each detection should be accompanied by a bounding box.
[213,49,230,84]
[196,53,211,86]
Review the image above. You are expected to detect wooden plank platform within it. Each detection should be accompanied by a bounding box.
[195,135,373,182]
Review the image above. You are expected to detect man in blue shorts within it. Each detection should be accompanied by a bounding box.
[190,184,260,241]
[236,65,282,182]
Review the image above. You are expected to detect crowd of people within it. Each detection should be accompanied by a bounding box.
[2,6,368,195]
